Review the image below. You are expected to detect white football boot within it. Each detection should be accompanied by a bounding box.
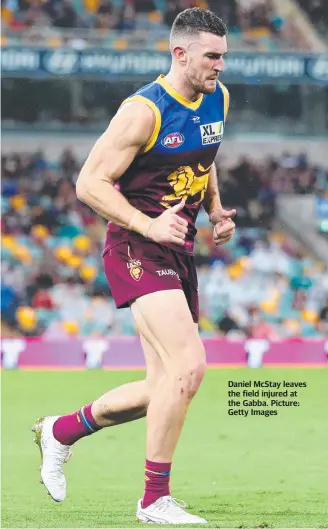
[31,416,72,502]
[136,496,208,524]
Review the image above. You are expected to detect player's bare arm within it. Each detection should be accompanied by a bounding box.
[76,101,188,247]
[203,163,236,245]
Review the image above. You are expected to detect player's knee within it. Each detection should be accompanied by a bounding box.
[187,359,206,398]
[175,356,206,400]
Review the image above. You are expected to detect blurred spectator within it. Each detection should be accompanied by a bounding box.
[217,310,241,336]
[95,0,116,30]
[135,0,156,13]
[1,284,19,326]
[296,0,328,36]
[318,296,328,335]
[59,149,79,179]
[221,158,276,228]
[163,0,184,27]
[53,0,79,28]
[116,0,136,31]
[244,305,278,339]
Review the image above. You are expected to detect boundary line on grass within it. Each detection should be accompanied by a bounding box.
[10,363,328,371]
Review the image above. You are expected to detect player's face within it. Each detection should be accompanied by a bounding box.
[185,32,227,94]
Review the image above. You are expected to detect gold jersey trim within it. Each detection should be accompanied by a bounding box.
[156,74,204,110]
[120,94,162,153]
[218,81,230,121]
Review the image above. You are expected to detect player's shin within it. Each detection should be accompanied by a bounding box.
[142,363,205,508]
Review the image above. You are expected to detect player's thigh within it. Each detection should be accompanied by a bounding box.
[131,289,205,373]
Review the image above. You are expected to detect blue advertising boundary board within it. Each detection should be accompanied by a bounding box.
[1,48,328,84]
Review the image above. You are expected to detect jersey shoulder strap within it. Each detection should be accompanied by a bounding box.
[119,82,163,153]
[218,81,230,122]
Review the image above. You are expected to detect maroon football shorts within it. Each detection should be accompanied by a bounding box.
[103,237,199,323]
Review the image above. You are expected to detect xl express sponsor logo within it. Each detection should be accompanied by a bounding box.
[200,121,224,145]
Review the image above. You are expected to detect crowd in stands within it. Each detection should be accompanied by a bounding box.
[297,0,328,38]
[2,0,287,50]
[224,153,328,198]
[2,148,328,339]
[3,0,325,50]
[1,0,280,32]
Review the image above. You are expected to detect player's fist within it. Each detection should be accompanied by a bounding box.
[213,218,235,245]
[210,207,236,246]
[148,200,188,246]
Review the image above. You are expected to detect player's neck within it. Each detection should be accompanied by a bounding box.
[164,71,201,103]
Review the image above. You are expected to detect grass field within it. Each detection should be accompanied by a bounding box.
[2,368,328,528]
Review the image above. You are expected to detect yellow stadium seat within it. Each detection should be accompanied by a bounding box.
[156,40,169,51]
[32,224,50,240]
[227,263,243,280]
[2,235,17,250]
[1,8,13,25]
[16,306,37,332]
[67,255,83,269]
[246,27,271,39]
[10,195,26,211]
[13,245,32,263]
[235,256,250,269]
[47,37,62,48]
[62,320,79,335]
[73,234,91,253]
[260,299,278,314]
[301,309,318,324]
[148,10,161,24]
[269,232,285,244]
[199,315,215,332]
[80,265,97,282]
[55,246,72,262]
[114,39,129,50]
[195,0,208,9]
[84,0,99,13]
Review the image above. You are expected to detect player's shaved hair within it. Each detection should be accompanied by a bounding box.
[170,7,227,48]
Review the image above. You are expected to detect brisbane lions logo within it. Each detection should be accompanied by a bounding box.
[160,163,211,207]
[128,262,143,281]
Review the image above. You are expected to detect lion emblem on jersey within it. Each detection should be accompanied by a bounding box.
[160,163,211,207]
[129,262,143,281]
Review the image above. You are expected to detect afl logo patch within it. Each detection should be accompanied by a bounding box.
[162,133,185,148]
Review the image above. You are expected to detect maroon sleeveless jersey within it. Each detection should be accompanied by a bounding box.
[104,74,229,255]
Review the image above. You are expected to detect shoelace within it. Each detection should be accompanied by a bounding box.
[158,497,188,513]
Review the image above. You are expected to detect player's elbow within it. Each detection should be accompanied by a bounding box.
[75,178,89,203]
[75,166,96,203]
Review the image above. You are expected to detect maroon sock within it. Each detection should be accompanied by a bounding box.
[142,459,172,508]
[53,403,102,446]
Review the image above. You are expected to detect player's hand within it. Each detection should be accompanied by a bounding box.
[148,200,188,246]
[210,207,236,246]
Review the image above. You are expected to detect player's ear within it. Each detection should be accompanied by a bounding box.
[172,46,187,65]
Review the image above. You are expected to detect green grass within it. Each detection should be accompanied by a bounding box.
[2,368,328,528]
